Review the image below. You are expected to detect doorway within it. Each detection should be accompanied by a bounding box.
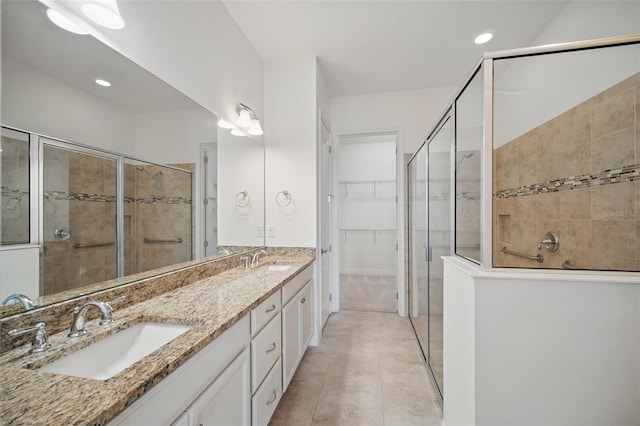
[336,133,398,313]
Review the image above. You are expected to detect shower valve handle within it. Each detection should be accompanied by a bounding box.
[537,232,559,252]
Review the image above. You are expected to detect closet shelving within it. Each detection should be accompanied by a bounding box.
[339,228,396,243]
[339,179,396,200]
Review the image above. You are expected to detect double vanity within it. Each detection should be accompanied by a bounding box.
[0,248,314,425]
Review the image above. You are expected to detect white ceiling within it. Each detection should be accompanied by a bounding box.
[223,1,570,97]
[2,0,202,113]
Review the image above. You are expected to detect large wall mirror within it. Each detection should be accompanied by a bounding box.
[0,0,265,317]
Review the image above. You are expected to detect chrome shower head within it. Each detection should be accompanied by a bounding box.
[456,152,474,168]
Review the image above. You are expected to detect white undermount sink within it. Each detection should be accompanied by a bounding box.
[40,322,191,380]
[266,264,293,272]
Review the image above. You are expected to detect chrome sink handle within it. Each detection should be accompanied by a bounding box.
[68,296,125,337]
[8,322,52,354]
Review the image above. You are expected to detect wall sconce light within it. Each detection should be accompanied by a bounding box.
[46,9,89,35]
[46,0,125,34]
[217,103,263,136]
[230,127,246,137]
[82,0,125,30]
[217,118,234,129]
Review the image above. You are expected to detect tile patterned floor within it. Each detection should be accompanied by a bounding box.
[269,310,443,426]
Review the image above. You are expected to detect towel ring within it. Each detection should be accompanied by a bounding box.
[235,190,250,207]
[275,190,292,207]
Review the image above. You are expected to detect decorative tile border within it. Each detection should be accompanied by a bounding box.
[127,197,192,205]
[495,164,640,199]
[44,191,191,205]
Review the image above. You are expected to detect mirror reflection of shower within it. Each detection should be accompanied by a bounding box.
[136,165,164,197]
[456,151,474,168]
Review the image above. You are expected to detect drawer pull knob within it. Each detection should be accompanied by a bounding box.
[267,390,277,405]
[301,297,306,304]
[266,304,277,313]
[266,342,277,353]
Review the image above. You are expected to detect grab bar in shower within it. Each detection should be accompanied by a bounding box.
[562,260,579,270]
[500,247,544,263]
[73,241,115,249]
[144,237,183,244]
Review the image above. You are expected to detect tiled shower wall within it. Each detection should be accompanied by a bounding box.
[0,137,30,244]
[44,150,117,294]
[126,163,193,274]
[43,153,193,295]
[493,72,640,271]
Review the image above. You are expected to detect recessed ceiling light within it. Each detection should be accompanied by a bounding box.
[46,8,89,35]
[95,79,112,87]
[474,32,493,45]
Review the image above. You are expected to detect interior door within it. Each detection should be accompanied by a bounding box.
[319,119,332,328]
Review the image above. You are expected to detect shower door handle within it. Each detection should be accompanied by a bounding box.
[426,245,432,262]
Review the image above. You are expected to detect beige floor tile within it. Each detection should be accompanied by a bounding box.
[313,387,384,426]
[271,310,442,426]
[271,383,321,425]
[269,420,310,426]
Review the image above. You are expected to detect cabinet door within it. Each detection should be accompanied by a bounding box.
[188,348,250,426]
[300,282,313,351]
[281,296,300,392]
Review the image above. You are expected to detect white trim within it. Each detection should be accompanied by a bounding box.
[481,59,494,270]
[331,131,341,314]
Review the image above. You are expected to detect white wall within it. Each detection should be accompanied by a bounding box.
[443,257,640,426]
[330,86,456,154]
[132,109,217,165]
[264,57,317,247]
[2,56,135,154]
[442,258,476,426]
[0,246,39,301]
[217,131,265,247]
[494,1,640,146]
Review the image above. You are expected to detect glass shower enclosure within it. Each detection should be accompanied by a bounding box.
[407,35,640,407]
[1,127,193,298]
[408,113,452,403]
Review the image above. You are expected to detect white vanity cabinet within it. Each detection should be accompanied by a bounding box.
[281,267,314,392]
[109,316,250,426]
[183,348,250,426]
[250,291,283,426]
[109,264,315,426]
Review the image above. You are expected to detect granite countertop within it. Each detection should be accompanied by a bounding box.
[0,254,314,425]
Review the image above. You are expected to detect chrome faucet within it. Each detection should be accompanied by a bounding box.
[2,293,35,311]
[251,250,268,267]
[68,296,125,337]
[8,322,52,354]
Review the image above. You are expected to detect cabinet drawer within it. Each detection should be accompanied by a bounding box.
[251,290,281,336]
[251,311,281,394]
[282,265,312,305]
[251,360,282,426]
